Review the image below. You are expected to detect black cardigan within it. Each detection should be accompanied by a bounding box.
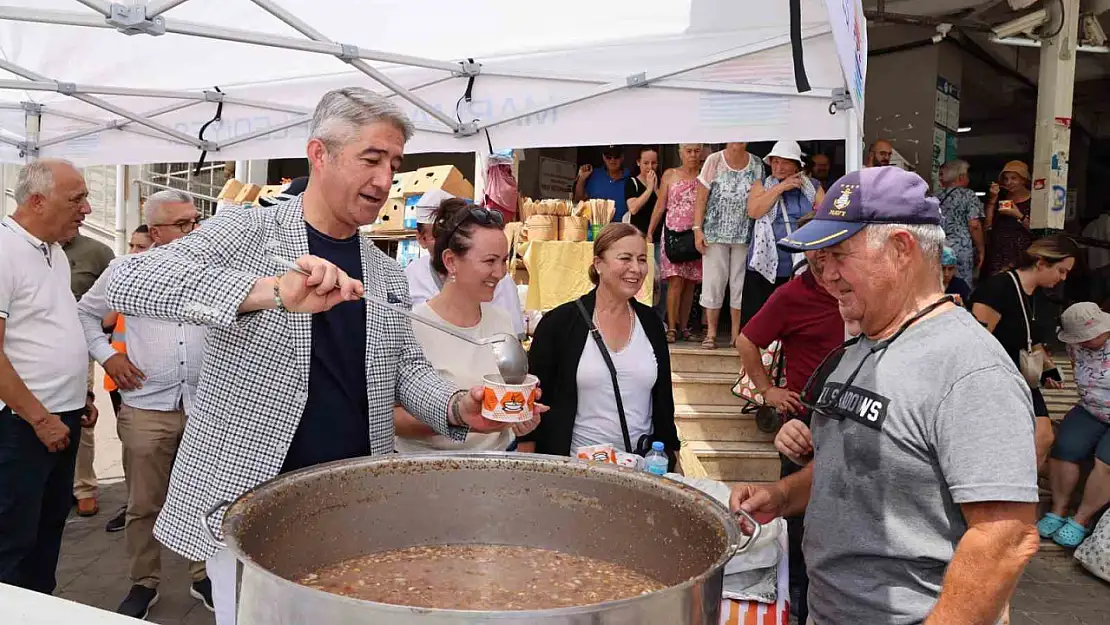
[520,289,680,465]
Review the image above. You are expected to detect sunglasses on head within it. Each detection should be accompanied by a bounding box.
[444,206,504,242]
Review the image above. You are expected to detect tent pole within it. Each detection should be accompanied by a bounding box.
[146,0,193,18]
[23,103,40,163]
[845,107,863,172]
[72,0,111,16]
[0,7,464,74]
[37,100,202,149]
[477,25,831,132]
[247,0,462,133]
[0,59,205,148]
[39,108,181,143]
[114,165,127,254]
[218,116,313,150]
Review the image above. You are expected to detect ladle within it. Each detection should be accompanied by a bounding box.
[270,256,530,383]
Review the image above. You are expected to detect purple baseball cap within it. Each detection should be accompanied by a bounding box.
[777,166,940,252]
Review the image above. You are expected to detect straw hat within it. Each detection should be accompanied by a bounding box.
[1058,302,1110,344]
[1000,160,1030,181]
[763,140,805,167]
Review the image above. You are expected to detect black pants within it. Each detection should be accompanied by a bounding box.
[740,270,790,328]
[780,454,809,623]
[0,407,83,594]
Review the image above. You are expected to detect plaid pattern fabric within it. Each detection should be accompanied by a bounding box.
[105,196,462,561]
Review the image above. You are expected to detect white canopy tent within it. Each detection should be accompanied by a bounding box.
[0,0,866,167]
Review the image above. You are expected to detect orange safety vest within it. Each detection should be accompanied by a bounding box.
[103,316,126,392]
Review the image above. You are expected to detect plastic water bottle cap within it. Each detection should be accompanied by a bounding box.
[651,441,664,452]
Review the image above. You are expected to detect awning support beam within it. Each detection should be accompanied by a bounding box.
[247,0,466,134]
[37,100,202,148]
[0,58,207,149]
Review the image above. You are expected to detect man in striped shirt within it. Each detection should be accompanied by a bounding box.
[78,192,213,619]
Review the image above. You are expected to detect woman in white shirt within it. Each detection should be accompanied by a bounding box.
[404,191,525,336]
[393,199,539,452]
[519,224,680,467]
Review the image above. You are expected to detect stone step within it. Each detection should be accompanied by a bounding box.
[672,372,746,407]
[675,404,776,443]
[669,344,740,374]
[684,441,780,483]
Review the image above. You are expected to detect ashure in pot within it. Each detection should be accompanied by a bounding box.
[216,453,759,625]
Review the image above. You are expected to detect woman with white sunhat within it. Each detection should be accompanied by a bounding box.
[741,141,825,327]
[1037,302,1110,549]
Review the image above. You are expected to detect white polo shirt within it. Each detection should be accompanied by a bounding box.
[0,217,88,414]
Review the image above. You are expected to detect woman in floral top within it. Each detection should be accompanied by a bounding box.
[936,159,985,285]
[691,142,763,349]
[1038,303,1110,549]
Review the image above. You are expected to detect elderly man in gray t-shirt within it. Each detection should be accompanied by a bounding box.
[733,167,1040,625]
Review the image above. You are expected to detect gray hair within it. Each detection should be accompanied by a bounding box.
[865,223,946,267]
[14,159,75,205]
[309,87,414,152]
[143,189,194,225]
[938,160,969,186]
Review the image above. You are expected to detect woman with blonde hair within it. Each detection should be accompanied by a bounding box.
[520,224,680,468]
[971,234,1081,467]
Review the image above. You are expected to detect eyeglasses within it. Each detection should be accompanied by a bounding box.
[151,217,201,233]
[800,296,955,418]
[444,206,503,242]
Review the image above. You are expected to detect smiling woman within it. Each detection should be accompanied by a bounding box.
[393,199,537,453]
[519,224,680,468]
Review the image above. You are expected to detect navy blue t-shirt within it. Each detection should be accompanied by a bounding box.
[281,225,370,473]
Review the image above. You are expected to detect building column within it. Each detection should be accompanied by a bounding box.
[1030,0,1080,231]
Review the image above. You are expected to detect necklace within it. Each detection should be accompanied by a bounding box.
[594,304,635,352]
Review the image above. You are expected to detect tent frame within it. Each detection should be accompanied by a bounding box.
[0,1,857,163]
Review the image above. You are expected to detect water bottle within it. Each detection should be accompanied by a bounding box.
[644,441,668,476]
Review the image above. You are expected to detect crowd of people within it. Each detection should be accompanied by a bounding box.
[0,84,1107,625]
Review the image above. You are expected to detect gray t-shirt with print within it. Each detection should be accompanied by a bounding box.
[804,307,1038,625]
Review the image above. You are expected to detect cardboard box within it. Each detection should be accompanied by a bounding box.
[217,179,245,201]
[390,172,415,200]
[371,198,406,232]
[256,184,286,203]
[403,165,474,200]
[233,184,262,205]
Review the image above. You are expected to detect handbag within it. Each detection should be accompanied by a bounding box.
[664,226,701,263]
[1008,271,1043,388]
[574,299,655,457]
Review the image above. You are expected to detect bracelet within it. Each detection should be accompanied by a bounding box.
[691,225,702,231]
[448,390,467,427]
[272,279,286,312]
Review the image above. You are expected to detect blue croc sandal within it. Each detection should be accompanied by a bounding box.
[1053,518,1090,548]
[1037,513,1067,538]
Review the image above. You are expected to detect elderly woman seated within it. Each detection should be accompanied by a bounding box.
[1037,303,1110,548]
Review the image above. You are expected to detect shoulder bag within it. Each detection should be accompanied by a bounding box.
[1008,271,1043,388]
[574,299,653,456]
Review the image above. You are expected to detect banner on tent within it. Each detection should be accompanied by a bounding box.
[825,0,866,124]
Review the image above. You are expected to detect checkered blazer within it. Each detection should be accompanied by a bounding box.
[105,196,463,561]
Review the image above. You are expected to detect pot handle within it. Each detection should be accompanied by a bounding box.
[727,509,763,558]
[201,499,231,550]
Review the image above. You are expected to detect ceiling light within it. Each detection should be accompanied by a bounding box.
[957,127,972,133]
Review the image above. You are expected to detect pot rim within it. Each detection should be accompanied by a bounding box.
[221,452,742,617]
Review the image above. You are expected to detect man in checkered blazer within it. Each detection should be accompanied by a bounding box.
[105,88,518,625]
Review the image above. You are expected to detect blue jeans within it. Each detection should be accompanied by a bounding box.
[0,407,82,594]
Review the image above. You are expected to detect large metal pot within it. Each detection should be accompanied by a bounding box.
[216,453,759,625]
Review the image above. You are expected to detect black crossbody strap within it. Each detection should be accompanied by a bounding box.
[575,299,633,453]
